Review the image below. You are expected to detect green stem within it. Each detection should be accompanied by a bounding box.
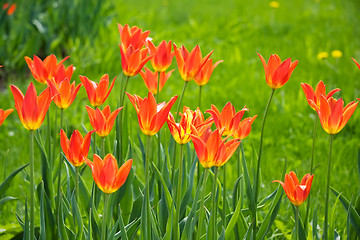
[196,168,209,240]
[57,108,64,229]
[101,137,106,158]
[75,167,79,202]
[93,133,96,156]
[175,81,189,122]
[197,85,202,187]
[156,73,162,202]
[295,206,299,240]
[324,134,334,240]
[222,164,226,228]
[211,167,219,239]
[102,193,110,240]
[29,130,35,239]
[198,85,202,110]
[174,144,184,239]
[117,75,130,164]
[253,88,275,239]
[142,135,151,239]
[304,116,318,232]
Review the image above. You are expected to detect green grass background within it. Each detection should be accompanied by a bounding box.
[1,0,360,237]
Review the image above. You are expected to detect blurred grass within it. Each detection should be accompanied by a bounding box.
[1,0,360,237]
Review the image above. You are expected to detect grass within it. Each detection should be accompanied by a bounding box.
[1,0,360,238]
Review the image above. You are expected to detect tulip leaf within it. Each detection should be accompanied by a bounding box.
[331,187,360,236]
[152,162,174,214]
[110,204,128,240]
[240,143,256,217]
[180,157,197,217]
[71,194,84,240]
[0,196,16,207]
[0,163,28,197]
[39,181,46,240]
[225,182,245,238]
[86,208,92,240]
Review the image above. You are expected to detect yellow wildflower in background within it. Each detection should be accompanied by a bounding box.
[269,1,280,8]
[331,50,342,58]
[317,52,329,60]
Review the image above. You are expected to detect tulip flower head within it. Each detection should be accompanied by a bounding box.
[79,74,116,107]
[118,24,150,51]
[60,129,94,167]
[311,95,358,135]
[126,91,178,136]
[233,115,258,140]
[273,171,313,207]
[140,67,174,94]
[0,108,13,126]
[194,58,223,86]
[85,154,132,194]
[206,102,249,136]
[191,107,214,135]
[86,105,123,137]
[174,44,213,81]
[167,107,194,145]
[2,3,16,15]
[257,53,298,89]
[24,54,69,84]
[190,127,240,168]
[301,81,340,111]
[120,45,153,77]
[10,82,52,130]
[147,40,174,72]
[352,58,360,70]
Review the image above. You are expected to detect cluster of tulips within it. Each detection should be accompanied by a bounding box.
[1,23,360,240]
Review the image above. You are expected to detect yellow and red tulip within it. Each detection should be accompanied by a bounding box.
[84,154,132,194]
[301,80,340,110]
[60,129,94,167]
[79,74,116,107]
[194,58,223,86]
[147,40,174,72]
[257,53,298,89]
[86,105,123,137]
[118,24,150,51]
[311,95,358,135]
[273,171,313,207]
[24,54,69,84]
[190,127,240,168]
[167,107,194,145]
[0,108,13,126]
[126,91,178,136]
[140,67,174,94]
[174,44,213,81]
[10,82,52,130]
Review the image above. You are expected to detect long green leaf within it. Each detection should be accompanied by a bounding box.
[0,196,16,207]
[0,163,28,196]
[225,185,244,238]
[71,194,84,240]
[39,182,46,240]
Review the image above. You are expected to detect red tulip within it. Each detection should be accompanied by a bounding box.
[118,24,150,51]
[147,40,174,72]
[273,171,313,207]
[257,53,298,89]
[120,45,153,77]
[301,80,340,110]
[140,67,174,94]
[84,154,132,194]
[86,105,123,137]
[194,58,223,86]
[0,109,13,126]
[352,58,360,70]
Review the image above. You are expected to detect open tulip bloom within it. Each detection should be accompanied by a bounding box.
[140,67,174,94]
[86,105,123,137]
[147,40,174,72]
[0,108,13,126]
[120,45,154,77]
[126,91,178,136]
[118,23,150,52]
[194,58,223,86]
[301,80,340,110]
[257,53,298,89]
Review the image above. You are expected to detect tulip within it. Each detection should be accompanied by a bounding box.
[126,91,178,136]
[140,67,174,94]
[118,24,150,51]
[147,40,174,72]
[194,58,223,86]
[167,107,194,145]
[174,44,213,81]
[312,95,358,135]
[0,108,13,126]
[120,45,153,77]
[2,3,16,15]
[257,53,298,89]
[301,81,340,110]
[191,107,214,135]
[233,115,258,140]
[352,58,360,70]
[79,74,116,107]
[86,105,123,137]
[24,54,69,84]
[10,82,52,131]
[84,154,132,194]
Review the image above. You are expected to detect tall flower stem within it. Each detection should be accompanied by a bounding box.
[155,77,162,201]
[57,108,64,227]
[29,130,35,239]
[46,110,54,207]
[253,88,275,238]
[173,144,184,238]
[101,137,106,158]
[196,168,209,240]
[117,75,130,164]
[75,167,80,202]
[305,116,318,232]
[102,193,110,240]
[142,135,151,239]
[211,167,219,239]
[222,164,227,228]
[197,86,202,186]
[295,206,299,240]
[324,134,334,240]
[198,85,202,110]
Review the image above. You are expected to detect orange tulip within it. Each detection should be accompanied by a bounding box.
[140,67,174,94]
[206,102,249,136]
[194,58,223,86]
[311,95,358,135]
[10,82,52,130]
[118,24,150,51]
[84,154,132,194]
[126,91,178,136]
[273,171,313,207]
[2,3,16,15]
[190,127,240,168]
[191,107,214,135]
[257,53,298,89]
[174,44,213,81]
[60,129,94,167]
[120,45,153,77]
[147,40,174,72]
[233,115,258,140]
[24,54,69,84]
[352,58,360,70]
[301,81,340,110]
[0,109,13,126]
[79,74,116,107]
[167,107,193,145]
[86,105,123,137]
